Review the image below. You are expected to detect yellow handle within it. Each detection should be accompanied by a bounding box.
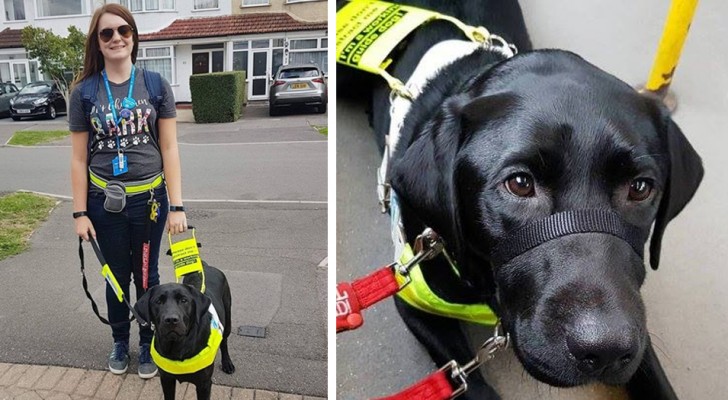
[101,264,125,303]
[645,0,700,94]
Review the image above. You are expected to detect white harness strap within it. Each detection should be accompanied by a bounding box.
[380,40,487,261]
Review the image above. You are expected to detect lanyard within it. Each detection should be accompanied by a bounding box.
[102,65,135,126]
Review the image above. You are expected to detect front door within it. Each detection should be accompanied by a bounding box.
[11,62,29,87]
[250,50,269,100]
[0,62,30,87]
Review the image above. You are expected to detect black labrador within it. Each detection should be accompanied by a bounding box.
[135,262,235,400]
[338,0,703,399]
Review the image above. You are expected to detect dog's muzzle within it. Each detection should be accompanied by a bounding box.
[490,210,650,266]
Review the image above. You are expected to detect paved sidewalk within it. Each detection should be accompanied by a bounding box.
[0,363,326,400]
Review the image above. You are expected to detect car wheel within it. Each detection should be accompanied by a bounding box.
[269,107,278,117]
[11,116,20,121]
[317,104,327,114]
[47,105,56,119]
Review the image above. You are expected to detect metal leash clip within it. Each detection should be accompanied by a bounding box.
[441,323,510,398]
[396,228,446,288]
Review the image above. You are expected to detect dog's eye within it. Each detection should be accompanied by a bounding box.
[505,173,535,197]
[628,178,653,201]
[179,297,188,303]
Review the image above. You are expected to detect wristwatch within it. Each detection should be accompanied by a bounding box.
[169,205,185,212]
[73,211,88,219]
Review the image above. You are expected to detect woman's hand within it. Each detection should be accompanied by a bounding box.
[167,211,188,235]
[75,216,96,241]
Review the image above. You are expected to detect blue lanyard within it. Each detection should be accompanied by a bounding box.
[101,65,135,126]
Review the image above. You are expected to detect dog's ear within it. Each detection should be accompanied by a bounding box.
[649,109,704,270]
[184,284,212,324]
[390,93,515,273]
[134,285,157,325]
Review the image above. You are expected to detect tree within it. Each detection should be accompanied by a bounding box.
[20,25,86,104]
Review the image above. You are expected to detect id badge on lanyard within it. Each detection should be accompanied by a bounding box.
[102,67,136,176]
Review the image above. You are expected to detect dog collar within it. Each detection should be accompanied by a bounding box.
[389,190,499,325]
[151,304,224,375]
[394,243,498,326]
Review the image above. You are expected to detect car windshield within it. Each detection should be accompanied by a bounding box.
[19,83,51,95]
[279,68,319,79]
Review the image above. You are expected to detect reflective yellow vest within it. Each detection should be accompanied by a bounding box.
[151,304,224,374]
[394,244,498,326]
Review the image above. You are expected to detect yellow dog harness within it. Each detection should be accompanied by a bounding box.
[394,243,498,326]
[150,304,224,374]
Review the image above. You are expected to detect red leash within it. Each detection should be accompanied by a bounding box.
[375,370,455,400]
[336,227,509,399]
[336,264,400,332]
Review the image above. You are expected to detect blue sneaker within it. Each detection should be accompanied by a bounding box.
[108,341,129,374]
[138,343,158,379]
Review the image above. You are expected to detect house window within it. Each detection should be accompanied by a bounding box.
[36,0,89,17]
[4,0,25,20]
[288,37,328,74]
[120,0,175,12]
[286,0,319,3]
[194,0,218,9]
[242,0,269,7]
[138,46,174,84]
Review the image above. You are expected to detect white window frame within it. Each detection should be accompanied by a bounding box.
[138,46,176,85]
[194,0,219,10]
[119,0,175,13]
[4,0,26,21]
[286,0,321,3]
[35,0,91,18]
[287,36,328,75]
[242,0,269,8]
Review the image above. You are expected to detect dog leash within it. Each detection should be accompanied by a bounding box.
[336,229,511,399]
[336,228,444,332]
[78,236,148,327]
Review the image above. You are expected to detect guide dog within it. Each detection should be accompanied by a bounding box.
[338,0,703,399]
[135,263,235,400]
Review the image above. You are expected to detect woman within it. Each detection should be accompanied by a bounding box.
[69,4,187,379]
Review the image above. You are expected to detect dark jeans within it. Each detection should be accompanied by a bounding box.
[88,184,168,345]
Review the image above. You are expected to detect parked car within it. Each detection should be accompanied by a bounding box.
[269,64,327,116]
[10,81,67,120]
[0,82,19,117]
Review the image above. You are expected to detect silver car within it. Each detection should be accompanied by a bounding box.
[269,64,327,116]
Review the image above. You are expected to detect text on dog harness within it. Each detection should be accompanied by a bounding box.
[169,228,206,293]
[336,0,513,98]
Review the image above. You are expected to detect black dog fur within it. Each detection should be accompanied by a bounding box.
[135,262,235,400]
[338,0,703,399]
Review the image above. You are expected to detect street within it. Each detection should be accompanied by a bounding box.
[0,105,328,397]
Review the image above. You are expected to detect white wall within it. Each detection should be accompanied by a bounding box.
[0,0,231,36]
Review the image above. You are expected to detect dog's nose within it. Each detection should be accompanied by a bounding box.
[164,315,180,325]
[566,322,638,376]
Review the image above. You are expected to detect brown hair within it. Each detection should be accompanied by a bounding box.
[72,4,139,88]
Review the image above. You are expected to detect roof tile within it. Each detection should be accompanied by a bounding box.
[139,13,326,42]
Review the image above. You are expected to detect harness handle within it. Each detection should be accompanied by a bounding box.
[79,237,148,327]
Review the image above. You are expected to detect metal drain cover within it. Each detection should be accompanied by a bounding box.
[237,325,266,338]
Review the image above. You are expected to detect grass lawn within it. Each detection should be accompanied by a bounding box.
[313,126,328,136]
[7,130,70,146]
[0,192,57,261]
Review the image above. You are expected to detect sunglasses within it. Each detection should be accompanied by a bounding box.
[98,25,134,42]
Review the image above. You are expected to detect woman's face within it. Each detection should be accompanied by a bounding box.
[97,13,134,65]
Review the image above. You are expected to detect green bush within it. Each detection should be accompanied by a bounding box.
[190,71,246,123]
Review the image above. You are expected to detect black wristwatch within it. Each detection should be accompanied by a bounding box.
[73,211,88,219]
[169,205,185,212]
